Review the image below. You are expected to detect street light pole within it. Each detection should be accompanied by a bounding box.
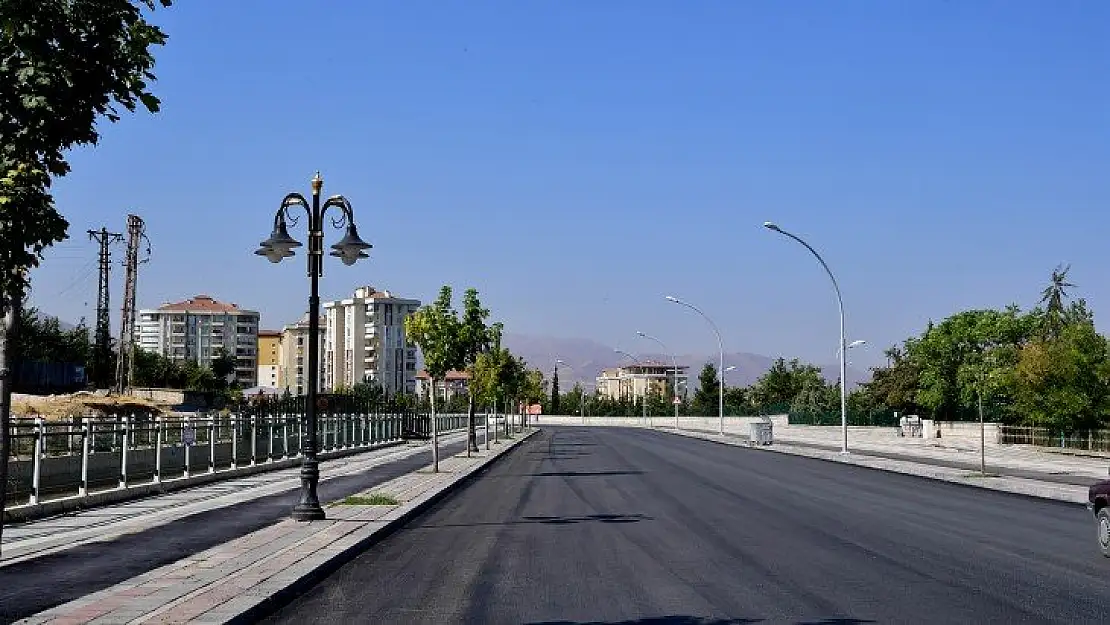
[256,172,372,521]
[666,296,725,436]
[763,221,849,454]
[637,331,680,430]
[614,349,649,427]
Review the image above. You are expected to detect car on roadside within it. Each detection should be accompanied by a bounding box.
[1087,472,1110,556]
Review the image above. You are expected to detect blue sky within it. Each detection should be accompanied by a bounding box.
[29,1,1110,369]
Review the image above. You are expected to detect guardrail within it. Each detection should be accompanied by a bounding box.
[4,412,472,510]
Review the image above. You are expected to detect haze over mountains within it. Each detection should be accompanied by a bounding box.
[501,333,872,391]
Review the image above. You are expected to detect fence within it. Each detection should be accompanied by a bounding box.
[999,425,1110,453]
[4,404,471,508]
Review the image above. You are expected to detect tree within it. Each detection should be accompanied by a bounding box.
[693,363,719,416]
[210,348,236,387]
[1040,264,1075,339]
[0,0,173,554]
[457,288,493,454]
[404,286,463,471]
[550,365,560,415]
[749,358,825,409]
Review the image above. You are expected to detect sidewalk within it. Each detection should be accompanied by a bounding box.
[0,430,483,622]
[11,428,537,625]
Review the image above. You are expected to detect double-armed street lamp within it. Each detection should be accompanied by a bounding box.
[665,296,725,435]
[636,331,680,429]
[256,172,372,521]
[763,221,850,454]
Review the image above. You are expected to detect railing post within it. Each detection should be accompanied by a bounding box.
[30,416,43,505]
[250,413,257,466]
[80,417,90,496]
[282,412,289,459]
[208,413,216,474]
[267,414,274,462]
[184,415,191,479]
[153,415,162,484]
[231,412,239,469]
[120,414,129,489]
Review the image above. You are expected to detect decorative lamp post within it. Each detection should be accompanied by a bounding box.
[256,172,372,521]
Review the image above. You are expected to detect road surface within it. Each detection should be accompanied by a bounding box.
[266,426,1107,624]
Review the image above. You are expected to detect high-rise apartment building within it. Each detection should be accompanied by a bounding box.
[257,330,282,389]
[136,295,260,387]
[323,286,421,395]
[279,313,324,396]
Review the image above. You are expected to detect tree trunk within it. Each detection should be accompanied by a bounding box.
[0,294,20,556]
[430,381,439,472]
[466,393,478,455]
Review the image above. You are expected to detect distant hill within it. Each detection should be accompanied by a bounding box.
[500,332,871,391]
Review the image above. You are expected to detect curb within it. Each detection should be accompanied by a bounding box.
[648,426,1091,507]
[226,427,540,624]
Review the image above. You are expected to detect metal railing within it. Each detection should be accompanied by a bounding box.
[4,411,471,508]
[999,425,1110,453]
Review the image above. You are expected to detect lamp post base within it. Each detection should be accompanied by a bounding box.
[292,501,326,521]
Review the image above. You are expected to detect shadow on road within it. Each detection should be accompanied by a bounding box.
[526,470,645,477]
[414,513,651,529]
[528,618,874,625]
[527,617,761,625]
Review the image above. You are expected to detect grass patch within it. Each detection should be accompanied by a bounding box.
[338,493,399,506]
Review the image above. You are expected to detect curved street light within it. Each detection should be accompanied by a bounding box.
[763,221,849,454]
[665,296,725,435]
[555,359,579,419]
[614,349,650,426]
[637,331,681,430]
[256,172,372,521]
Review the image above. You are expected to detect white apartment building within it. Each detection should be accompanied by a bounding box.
[279,313,325,396]
[323,286,421,395]
[137,295,260,387]
[596,361,690,402]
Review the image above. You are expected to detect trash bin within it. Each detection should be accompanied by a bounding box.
[749,420,773,446]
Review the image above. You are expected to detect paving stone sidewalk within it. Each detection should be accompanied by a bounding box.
[1,430,470,566]
[14,429,537,625]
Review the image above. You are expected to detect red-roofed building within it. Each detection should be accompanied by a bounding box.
[414,369,470,402]
[137,295,261,386]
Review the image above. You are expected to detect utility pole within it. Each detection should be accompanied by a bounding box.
[88,228,122,389]
[116,215,149,394]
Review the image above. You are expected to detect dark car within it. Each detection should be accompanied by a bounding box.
[1087,473,1110,556]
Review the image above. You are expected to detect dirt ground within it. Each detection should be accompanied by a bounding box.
[10,392,169,420]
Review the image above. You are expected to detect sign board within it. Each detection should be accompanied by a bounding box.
[527,403,542,415]
[182,426,196,446]
[673,397,682,405]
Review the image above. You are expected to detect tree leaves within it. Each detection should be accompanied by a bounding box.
[0,0,172,301]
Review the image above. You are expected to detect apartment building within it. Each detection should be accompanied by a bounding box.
[136,295,260,387]
[414,370,470,402]
[596,361,690,401]
[257,330,282,389]
[279,313,325,396]
[322,286,421,395]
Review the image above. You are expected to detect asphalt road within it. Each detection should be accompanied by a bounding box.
[265,426,1109,625]
[0,439,468,623]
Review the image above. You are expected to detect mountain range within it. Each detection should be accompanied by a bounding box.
[501,332,872,391]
